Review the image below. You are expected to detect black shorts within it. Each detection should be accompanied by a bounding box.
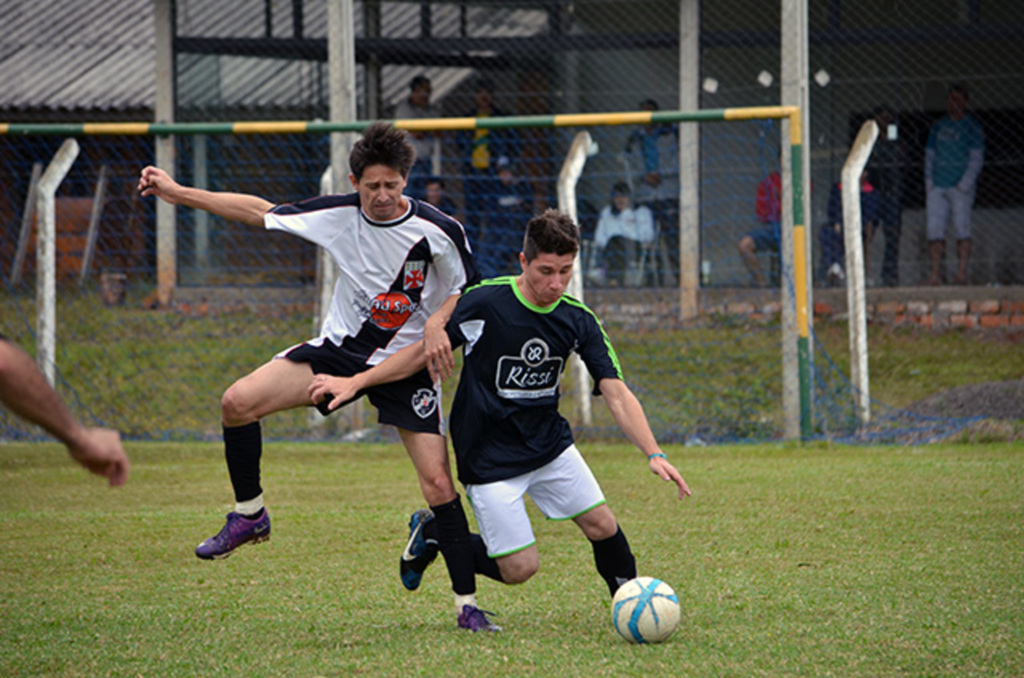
[284,341,443,435]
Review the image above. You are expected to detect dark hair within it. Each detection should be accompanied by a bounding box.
[522,209,580,262]
[349,122,416,180]
[948,83,969,100]
[410,75,431,91]
[425,175,445,188]
[476,77,495,93]
[640,98,659,111]
[610,182,631,215]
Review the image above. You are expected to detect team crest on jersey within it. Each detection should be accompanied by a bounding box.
[411,388,438,419]
[496,337,564,399]
[370,291,417,330]
[404,261,426,290]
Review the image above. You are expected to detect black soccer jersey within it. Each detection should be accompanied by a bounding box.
[445,277,623,485]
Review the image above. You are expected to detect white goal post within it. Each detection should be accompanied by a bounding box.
[558,131,599,426]
[35,138,80,385]
[841,119,880,424]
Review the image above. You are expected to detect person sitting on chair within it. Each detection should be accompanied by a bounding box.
[737,170,782,287]
[591,182,656,287]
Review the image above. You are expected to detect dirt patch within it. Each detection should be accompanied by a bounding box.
[907,379,1024,421]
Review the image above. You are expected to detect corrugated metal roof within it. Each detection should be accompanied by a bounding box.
[0,0,547,114]
[0,0,154,111]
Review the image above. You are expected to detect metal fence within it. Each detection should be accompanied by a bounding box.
[3,1,1023,286]
[2,0,1021,443]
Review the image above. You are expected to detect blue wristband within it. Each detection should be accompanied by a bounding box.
[647,453,666,461]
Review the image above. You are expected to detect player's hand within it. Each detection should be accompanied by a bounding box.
[423,323,456,383]
[644,171,662,188]
[649,455,691,500]
[137,166,180,202]
[67,428,130,487]
[308,374,358,412]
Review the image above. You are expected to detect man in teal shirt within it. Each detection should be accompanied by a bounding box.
[924,83,985,285]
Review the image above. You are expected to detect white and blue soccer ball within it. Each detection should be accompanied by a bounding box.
[611,576,681,643]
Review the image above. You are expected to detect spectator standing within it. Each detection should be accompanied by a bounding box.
[394,75,441,201]
[924,83,985,285]
[457,78,520,235]
[868,105,906,287]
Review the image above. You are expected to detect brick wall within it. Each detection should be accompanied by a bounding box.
[813,298,1024,330]
[586,287,1024,332]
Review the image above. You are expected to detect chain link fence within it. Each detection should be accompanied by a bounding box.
[2,0,1020,442]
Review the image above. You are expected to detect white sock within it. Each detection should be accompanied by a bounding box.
[235,494,264,517]
[455,593,478,615]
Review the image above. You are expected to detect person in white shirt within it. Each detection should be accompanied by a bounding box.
[138,122,496,632]
[591,182,656,287]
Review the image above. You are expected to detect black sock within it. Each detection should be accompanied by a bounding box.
[424,518,504,583]
[470,533,505,582]
[591,525,637,596]
[223,422,262,503]
[430,495,477,596]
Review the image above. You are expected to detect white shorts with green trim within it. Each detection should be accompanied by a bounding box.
[465,444,606,558]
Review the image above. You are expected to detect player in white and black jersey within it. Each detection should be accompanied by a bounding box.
[139,122,496,631]
[314,209,690,627]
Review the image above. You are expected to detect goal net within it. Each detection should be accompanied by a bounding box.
[0,111,978,444]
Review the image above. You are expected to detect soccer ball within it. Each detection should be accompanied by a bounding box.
[611,576,681,644]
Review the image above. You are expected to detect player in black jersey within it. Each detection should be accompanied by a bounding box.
[313,209,690,627]
[139,123,495,630]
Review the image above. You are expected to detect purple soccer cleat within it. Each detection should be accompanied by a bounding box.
[458,605,502,632]
[195,510,271,560]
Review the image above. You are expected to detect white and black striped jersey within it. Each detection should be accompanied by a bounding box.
[445,277,623,485]
[266,195,479,365]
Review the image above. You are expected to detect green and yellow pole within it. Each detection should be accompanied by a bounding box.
[787,110,813,440]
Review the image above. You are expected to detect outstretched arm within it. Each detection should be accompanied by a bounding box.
[423,293,460,382]
[137,166,273,226]
[308,341,430,412]
[599,377,691,499]
[0,339,130,486]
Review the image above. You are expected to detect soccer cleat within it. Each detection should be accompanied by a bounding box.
[195,510,271,560]
[458,605,502,632]
[400,508,439,591]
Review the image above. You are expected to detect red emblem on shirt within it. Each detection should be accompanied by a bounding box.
[370,291,416,330]
[404,261,425,290]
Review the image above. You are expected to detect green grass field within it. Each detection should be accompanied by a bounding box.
[2,441,1022,677]
[4,287,1024,441]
